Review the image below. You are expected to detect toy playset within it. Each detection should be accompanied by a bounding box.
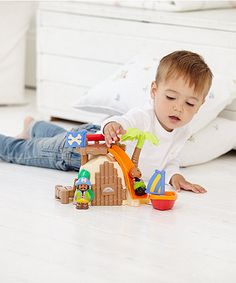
[55,128,177,210]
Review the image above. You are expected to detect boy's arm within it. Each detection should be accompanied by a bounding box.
[165,157,206,193]
[103,121,126,147]
[170,173,207,194]
[101,108,149,147]
[164,131,207,194]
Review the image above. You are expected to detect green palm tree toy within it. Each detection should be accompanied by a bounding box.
[121,128,159,196]
[121,128,159,167]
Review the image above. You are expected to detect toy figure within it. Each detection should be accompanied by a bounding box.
[74,170,94,209]
[133,178,146,196]
[129,166,146,196]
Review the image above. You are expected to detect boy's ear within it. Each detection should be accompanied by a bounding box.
[195,97,205,113]
[151,81,157,99]
[199,97,205,107]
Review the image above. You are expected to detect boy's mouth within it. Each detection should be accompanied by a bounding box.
[169,115,181,122]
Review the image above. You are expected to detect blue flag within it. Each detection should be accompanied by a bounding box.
[65,130,87,148]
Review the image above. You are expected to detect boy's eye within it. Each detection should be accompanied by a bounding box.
[166,96,175,100]
[186,102,195,107]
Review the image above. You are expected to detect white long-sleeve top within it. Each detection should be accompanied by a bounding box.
[101,104,191,182]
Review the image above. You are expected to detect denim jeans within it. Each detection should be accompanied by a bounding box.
[0,121,100,171]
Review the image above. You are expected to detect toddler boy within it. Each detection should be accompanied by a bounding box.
[0,50,212,193]
[102,50,213,193]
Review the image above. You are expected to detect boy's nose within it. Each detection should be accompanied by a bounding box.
[173,103,183,113]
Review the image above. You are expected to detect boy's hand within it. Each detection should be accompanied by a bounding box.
[103,122,126,147]
[170,174,207,194]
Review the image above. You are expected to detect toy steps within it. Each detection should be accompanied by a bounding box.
[108,144,148,205]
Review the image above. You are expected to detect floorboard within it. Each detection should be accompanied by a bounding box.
[0,90,235,283]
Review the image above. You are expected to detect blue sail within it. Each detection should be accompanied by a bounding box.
[145,170,165,195]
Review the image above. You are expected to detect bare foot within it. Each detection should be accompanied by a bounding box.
[16,116,35,139]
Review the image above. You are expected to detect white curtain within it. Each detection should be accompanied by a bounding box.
[0,2,35,104]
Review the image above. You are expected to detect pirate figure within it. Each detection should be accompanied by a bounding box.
[74,170,94,209]
[129,167,146,196]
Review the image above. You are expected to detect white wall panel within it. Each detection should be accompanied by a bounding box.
[38,54,120,87]
[37,2,236,122]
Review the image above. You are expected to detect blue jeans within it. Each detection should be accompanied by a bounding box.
[0,121,100,171]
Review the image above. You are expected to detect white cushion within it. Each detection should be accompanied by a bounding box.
[179,117,236,167]
[190,76,235,133]
[74,55,158,116]
[74,54,235,134]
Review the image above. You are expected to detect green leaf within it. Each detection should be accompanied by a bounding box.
[121,128,159,148]
[144,132,159,145]
[121,128,143,142]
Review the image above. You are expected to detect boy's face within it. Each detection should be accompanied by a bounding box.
[151,76,205,131]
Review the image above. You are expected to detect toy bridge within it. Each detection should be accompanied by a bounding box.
[77,133,108,165]
[66,130,110,164]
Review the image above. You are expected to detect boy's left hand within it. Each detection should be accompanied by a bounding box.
[170,174,207,194]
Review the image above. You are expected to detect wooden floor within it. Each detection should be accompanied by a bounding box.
[0,90,235,283]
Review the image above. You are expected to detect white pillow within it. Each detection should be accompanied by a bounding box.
[74,55,158,116]
[74,54,235,134]
[179,117,236,167]
[189,76,235,133]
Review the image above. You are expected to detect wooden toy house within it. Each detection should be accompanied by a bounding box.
[55,130,150,206]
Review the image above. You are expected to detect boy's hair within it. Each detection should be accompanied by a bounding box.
[155,50,213,97]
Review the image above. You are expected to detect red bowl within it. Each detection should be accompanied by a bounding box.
[149,192,177,211]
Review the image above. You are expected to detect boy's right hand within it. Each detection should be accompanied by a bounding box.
[103,122,126,147]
